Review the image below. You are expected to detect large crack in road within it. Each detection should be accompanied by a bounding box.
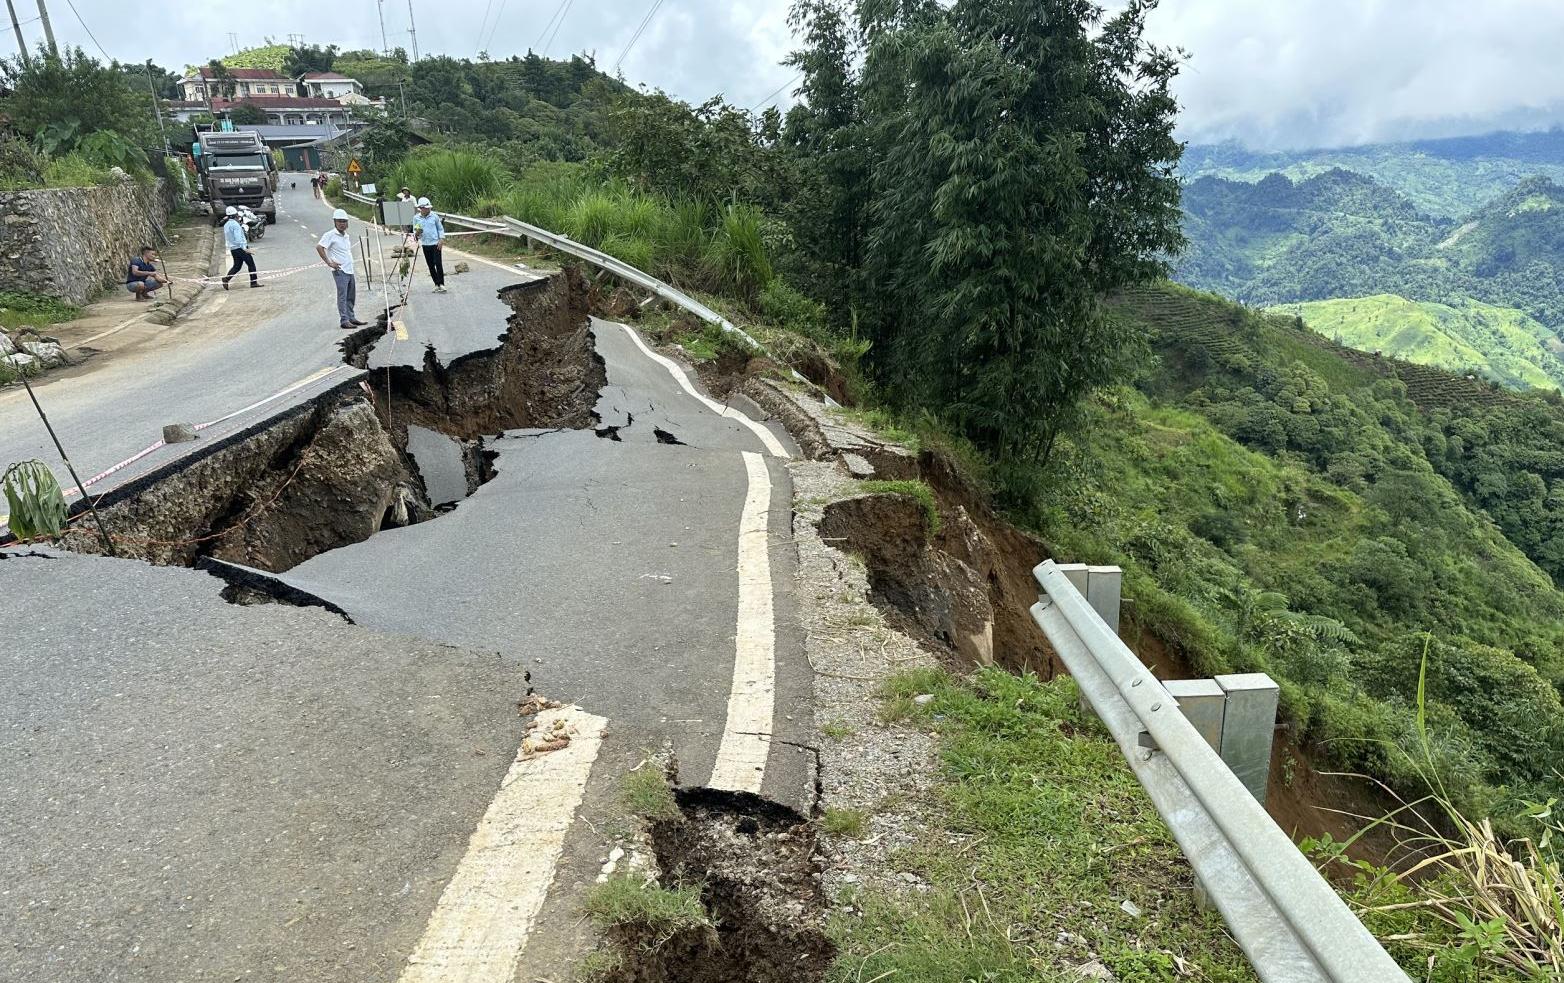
[4,253,827,981]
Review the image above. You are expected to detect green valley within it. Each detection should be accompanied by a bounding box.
[1272,294,1564,390]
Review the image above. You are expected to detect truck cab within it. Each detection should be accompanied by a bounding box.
[196,130,278,226]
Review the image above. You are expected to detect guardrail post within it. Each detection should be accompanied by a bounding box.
[1214,673,1279,804]
[1163,679,1225,749]
[1086,565,1122,635]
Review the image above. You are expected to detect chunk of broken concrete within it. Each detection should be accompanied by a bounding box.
[0,331,15,356]
[3,352,38,372]
[162,424,197,444]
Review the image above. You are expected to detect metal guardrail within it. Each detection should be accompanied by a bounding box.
[1031,559,1410,983]
[339,190,818,390]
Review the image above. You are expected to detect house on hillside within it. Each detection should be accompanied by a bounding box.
[178,67,294,102]
[299,72,367,101]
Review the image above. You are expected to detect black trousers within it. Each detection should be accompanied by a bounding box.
[422,243,445,287]
[224,247,257,286]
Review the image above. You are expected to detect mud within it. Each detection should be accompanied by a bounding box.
[598,788,835,983]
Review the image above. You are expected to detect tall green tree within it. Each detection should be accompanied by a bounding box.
[781,0,868,324]
[856,0,1184,471]
[1,47,159,152]
[284,44,339,78]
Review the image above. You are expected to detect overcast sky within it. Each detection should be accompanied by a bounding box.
[15,0,1564,150]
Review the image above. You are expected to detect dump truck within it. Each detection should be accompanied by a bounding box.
[195,130,277,226]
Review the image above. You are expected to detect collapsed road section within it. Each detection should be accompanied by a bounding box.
[48,270,603,573]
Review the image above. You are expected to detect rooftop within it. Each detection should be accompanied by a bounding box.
[192,66,289,81]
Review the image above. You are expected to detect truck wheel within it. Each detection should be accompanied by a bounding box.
[265,211,276,225]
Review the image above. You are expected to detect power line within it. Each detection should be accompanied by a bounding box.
[748,72,801,113]
[60,0,105,58]
[614,0,666,72]
[541,0,572,55]
[532,0,569,51]
[474,0,495,54]
[480,0,510,56]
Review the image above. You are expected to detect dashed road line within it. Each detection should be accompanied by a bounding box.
[397,706,606,983]
[708,450,778,792]
[614,323,790,458]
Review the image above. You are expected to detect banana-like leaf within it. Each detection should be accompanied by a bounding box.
[2,461,68,541]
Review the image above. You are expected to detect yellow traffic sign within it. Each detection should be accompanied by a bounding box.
[347,159,362,174]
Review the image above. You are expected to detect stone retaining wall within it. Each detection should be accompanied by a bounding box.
[0,178,170,305]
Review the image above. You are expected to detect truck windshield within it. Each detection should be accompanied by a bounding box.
[210,154,268,170]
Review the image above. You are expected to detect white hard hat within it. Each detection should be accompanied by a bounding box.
[332,208,350,220]
[225,205,237,216]
[416,197,431,208]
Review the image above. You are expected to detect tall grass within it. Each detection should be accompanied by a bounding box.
[386,148,504,212]
[705,203,774,300]
[1313,643,1564,980]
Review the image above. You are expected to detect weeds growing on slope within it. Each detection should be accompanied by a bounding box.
[1311,642,1563,981]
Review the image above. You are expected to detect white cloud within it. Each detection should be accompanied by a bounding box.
[19,0,1564,150]
[1145,0,1564,147]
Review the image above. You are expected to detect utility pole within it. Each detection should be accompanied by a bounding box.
[406,0,419,62]
[5,0,28,66]
[376,0,389,58]
[33,0,55,57]
[226,31,239,54]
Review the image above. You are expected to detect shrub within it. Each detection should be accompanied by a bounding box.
[758,279,828,338]
[704,203,773,299]
[386,148,504,212]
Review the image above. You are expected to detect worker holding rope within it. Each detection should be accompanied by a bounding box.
[220,206,264,291]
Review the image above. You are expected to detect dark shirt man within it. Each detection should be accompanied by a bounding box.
[126,247,167,300]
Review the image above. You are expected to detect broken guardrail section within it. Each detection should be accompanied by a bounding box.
[1030,559,1409,983]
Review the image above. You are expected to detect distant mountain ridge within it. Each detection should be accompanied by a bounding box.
[1182,129,1564,218]
[1176,132,1564,391]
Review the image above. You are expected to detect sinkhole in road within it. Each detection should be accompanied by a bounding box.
[52,269,603,576]
[598,787,835,983]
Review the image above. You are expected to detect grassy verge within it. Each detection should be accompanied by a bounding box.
[831,667,1258,982]
[0,291,79,333]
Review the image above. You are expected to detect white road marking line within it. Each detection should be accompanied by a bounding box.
[613,323,790,458]
[398,706,606,983]
[72,311,152,350]
[709,451,777,793]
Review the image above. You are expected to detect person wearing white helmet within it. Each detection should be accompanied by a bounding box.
[220,205,262,290]
[411,196,448,293]
[316,208,366,329]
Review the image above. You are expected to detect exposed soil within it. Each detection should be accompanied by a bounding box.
[598,787,835,983]
[56,269,603,575]
[814,449,1050,674]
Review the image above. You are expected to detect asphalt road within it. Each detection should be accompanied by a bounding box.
[282,318,813,806]
[0,184,533,503]
[0,551,533,983]
[3,193,815,980]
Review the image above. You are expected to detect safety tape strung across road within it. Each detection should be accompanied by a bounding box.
[66,364,354,497]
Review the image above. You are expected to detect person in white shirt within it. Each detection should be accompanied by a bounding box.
[316,209,367,330]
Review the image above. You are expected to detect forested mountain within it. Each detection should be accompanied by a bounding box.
[1178,167,1564,389]
[1047,281,1564,823]
[1183,129,1564,218]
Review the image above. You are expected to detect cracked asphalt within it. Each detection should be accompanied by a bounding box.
[3,215,817,980]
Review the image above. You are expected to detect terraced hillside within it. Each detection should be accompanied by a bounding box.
[1271,294,1564,391]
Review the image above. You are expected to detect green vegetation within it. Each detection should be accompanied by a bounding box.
[583,877,710,943]
[0,291,79,332]
[0,49,161,190]
[819,720,855,740]
[821,808,868,839]
[621,764,680,822]
[832,668,1256,982]
[1182,130,1564,219]
[1018,282,1564,825]
[2,461,69,540]
[858,479,941,536]
[1273,294,1564,390]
